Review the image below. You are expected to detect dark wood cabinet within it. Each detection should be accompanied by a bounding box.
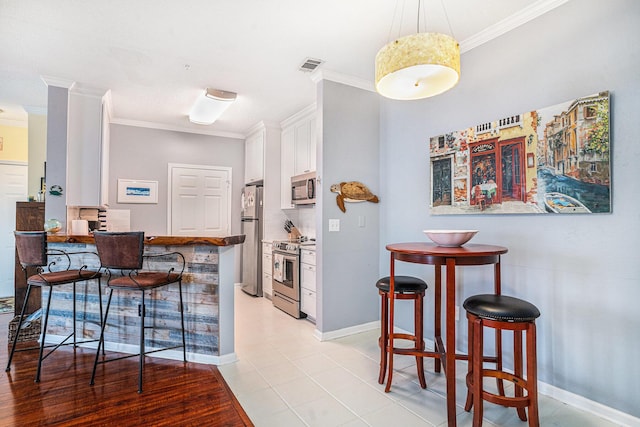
[14,202,45,315]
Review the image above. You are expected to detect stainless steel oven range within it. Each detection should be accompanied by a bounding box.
[272,241,305,318]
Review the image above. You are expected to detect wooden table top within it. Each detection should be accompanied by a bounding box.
[47,234,246,247]
[386,242,508,257]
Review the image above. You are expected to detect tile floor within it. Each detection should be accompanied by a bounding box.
[219,287,620,427]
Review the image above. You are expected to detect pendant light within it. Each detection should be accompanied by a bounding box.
[375,0,460,100]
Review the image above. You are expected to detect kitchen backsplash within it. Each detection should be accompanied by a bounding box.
[262,206,316,242]
[292,206,316,239]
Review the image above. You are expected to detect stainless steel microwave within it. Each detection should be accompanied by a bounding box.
[291,171,316,205]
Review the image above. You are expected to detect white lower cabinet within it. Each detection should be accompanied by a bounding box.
[262,242,273,299]
[300,248,316,320]
[301,288,316,321]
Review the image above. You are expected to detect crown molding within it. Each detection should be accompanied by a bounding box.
[23,105,47,115]
[280,103,317,129]
[460,0,570,52]
[70,85,109,98]
[0,117,27,128]
[110,117,245,140]
[41,75,75,89]
[311,69,375,93]
[245,120,281,138]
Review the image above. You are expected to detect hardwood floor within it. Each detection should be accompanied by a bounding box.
[0,313,253,426]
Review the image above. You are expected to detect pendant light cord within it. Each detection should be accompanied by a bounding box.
[440,0,456,39]
[388,0,456,40]
[388,0,413,42]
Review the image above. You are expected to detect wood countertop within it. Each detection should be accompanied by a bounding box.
[47,234,246,246]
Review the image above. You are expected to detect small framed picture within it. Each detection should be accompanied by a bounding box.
[117,179,158,204]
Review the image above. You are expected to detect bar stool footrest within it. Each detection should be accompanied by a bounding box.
[466,368,533,410]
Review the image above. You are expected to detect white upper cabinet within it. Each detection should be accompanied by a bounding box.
[293,115,316,176]
[66,88,110,207]
[280,105,316,209]
[245,127,265,184]
[280,127,295,209]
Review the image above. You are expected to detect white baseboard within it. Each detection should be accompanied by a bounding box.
[316,325,639,426]
[313,321,378,341]
[538,382,640,427]
[44,334,237,366]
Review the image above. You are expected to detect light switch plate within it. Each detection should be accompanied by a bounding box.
[329,219,340,232]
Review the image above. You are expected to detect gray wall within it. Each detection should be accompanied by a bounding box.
[44,86,69,228]
[318,80,380,332]
[108,124,245,278]
[108,124,244,234]
[379,0,640,417]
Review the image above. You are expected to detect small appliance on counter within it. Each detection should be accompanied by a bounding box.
[70,219,89,235]
[66,207,110,233]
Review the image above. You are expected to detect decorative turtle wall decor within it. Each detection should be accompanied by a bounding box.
[330,181,379,213]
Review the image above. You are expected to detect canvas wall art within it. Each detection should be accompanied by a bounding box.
[429,91,610,215]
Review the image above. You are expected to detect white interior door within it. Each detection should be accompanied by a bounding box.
[0,162,28,297]
[168,164,231,236]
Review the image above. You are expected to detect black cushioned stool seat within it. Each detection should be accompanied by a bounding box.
[376,275,428,293]
[463,294,541,427]
[464,294,540,322]
[376,276,428,389]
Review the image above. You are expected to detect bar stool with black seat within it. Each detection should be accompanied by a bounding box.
[463,294,541,427]
[6,231,103,382]
[90,231,186,393]
[376,275,428,390]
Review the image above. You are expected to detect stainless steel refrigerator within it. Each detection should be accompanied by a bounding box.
[241,185,263,296]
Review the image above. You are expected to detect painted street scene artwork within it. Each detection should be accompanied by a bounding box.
[429,91,610,215]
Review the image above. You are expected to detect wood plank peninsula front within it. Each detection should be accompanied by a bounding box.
[45,234,244,364]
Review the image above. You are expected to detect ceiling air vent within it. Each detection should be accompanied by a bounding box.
[299,58,323,73]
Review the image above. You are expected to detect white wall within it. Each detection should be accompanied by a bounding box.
[379,0,640,418]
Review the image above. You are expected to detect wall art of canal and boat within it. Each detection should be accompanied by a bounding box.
[429,91,610,215]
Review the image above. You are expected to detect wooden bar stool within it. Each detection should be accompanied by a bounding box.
[6,231,102,382]
[90,231,187,393]
[376,275,427,389]
[463,294,541,427]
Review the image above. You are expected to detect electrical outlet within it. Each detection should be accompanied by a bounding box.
[455,305,460,321]
[358,215,365,227]
[329,219,340,232]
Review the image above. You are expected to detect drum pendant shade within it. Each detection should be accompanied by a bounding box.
[375,32,460,100]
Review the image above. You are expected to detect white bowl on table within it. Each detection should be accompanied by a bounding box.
[423,230,478,247]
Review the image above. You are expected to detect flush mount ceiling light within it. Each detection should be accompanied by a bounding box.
[375,0,460,100]
[189,88,237,125]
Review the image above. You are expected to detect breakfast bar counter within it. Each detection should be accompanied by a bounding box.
[44,234,245,364]
[47,234,245,246]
